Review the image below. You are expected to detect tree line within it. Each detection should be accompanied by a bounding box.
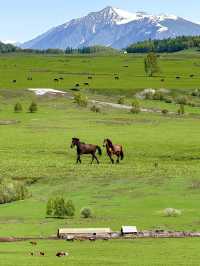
[126,36,200,53]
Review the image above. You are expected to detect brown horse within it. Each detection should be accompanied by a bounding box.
[71,138,102,164]
[103,139,124,164]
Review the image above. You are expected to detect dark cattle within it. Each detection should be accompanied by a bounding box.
[190,74,194,78]
[160,79,165,82]
[54,78,59,82]
[123,65,129,68]
[115,76,119,80]
[176,76,180,79]
[84,82,89,86]
[12,80,17,83]
[88,76,93,80]
[59,77,64,80]
[30,252,34,256]
[56,251,68,257]
[30,241,37,246]
[40,252,45,256]
[75,83,80,87]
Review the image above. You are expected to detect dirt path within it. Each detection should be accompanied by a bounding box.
[28,88,172,114]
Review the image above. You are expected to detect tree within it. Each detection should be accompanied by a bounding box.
[54,197,66,217]
[29,101,38,113]
[80,207,93,218]
[46,198,54,216]
[144,52,160,77]
[65,200,75,217]
[14,102,23,113]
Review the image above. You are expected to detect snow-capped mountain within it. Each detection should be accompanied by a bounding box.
[21,6,200,50]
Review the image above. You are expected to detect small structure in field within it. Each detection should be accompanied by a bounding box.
[121,226,138,236]
[58,228,112,239]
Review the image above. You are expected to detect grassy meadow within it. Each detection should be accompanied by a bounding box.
[1,51,200,265]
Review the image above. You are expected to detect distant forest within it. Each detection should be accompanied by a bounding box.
[126,36,200,53]
[0,43,117,55]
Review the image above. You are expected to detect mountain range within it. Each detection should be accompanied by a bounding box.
[21,6,200,50]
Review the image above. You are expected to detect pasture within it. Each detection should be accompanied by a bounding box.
[1,51,200,264]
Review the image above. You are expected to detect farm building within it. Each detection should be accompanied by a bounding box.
[58,228,112,239]
[121,226,138,235]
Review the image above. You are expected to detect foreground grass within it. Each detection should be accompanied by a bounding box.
[0,239,200,266]
[0,91,200,237]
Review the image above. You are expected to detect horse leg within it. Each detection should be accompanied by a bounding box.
[91,155,95,164]
[109,155,114,164]
[77,154,81,164]
[93,154,99,164]
[116,155,120,164]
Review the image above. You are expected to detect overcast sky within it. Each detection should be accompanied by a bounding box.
[1,0,199,43]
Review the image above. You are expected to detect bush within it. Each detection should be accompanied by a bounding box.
[46,197,75,218]
[175,96,188,105]
[29,101,38,113]
[162,109,169,115]
[0,179,28,204]
[178,104,185,115]
[118,97,125,105]
[152,91,164,101]
[14,102,23,113]
[81,207,93,218]
[74,93,88,107]
[90,105,101,113]
[130,100,140,114]
[163,208,182,217]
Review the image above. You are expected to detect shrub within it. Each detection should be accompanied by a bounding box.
[14,102,23,113]
[163,208,182,217]
[81,207,93,218]
[162,109,169,115]
[130,100,140,114]
[0,179,28,204]
[74,93,88,107]
[29,101,38,113]
[178,104,185,115]
[175,96,188,105]
[46,197,75,218]
[118,97,125,105]
[90,105,101,113]
[65,200,75,217]
[152,91,164,101]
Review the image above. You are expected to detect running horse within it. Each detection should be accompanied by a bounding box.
[71,138,102,164]
[103,139,124,164]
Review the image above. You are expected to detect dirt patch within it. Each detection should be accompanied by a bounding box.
[0,120,20,125]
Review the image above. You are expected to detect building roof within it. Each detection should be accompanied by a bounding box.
[58,228,111,235]
[121,226,138,233]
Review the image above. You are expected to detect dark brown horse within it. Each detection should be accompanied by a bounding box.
[71,138,102,164]
[103,139,124,164]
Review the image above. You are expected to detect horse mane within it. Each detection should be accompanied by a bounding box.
[106,139,114,149]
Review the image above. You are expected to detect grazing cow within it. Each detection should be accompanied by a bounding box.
[190,74,194,78]
[39,252,45,256]
[88,76,92,80]
[30,252,34,256]
[176,76,180,79]
[71,138,102,164]
[123,65,129,68]
[115,76,119,80]
[30,241,37,246]
[103,139,124,164]
[161,79,165,82]
[56,251,68,257]
[84,82,89,86]
[54,78,59,82]
[12,80,17,83]
[59,77,64,80]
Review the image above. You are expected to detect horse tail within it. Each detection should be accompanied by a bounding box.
[120,149,124,160]
[96,146,102,156]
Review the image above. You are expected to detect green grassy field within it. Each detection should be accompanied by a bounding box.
[1,52,200,265]
[0,51,200,95]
